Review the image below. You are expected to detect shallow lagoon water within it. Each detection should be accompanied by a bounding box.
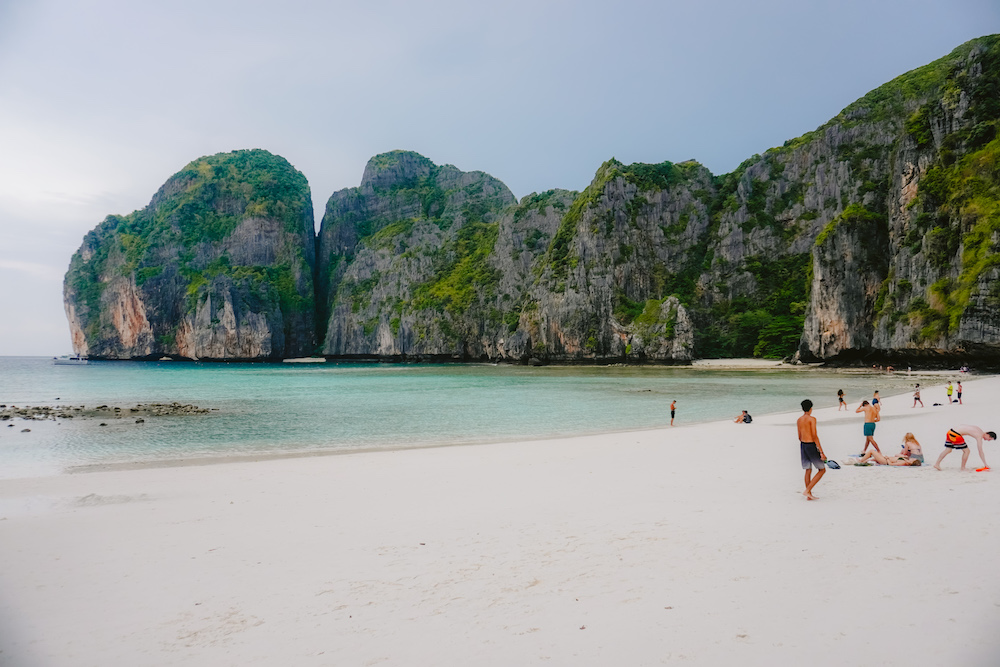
[0,357,942,478]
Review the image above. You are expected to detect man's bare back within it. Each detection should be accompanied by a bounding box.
[797,413,818,443]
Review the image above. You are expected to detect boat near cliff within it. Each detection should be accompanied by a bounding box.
[53,354,88,365]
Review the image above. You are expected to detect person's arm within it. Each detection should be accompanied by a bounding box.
[855,405,864,413]
[810,418,825,459]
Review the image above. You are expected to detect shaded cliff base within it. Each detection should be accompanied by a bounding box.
[799,342,1000,370]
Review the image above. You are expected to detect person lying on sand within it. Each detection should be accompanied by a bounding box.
[847,451,921,466]
[933,424,996,472]
[856,400,881,454]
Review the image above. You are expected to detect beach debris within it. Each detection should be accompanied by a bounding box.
[99,423,107,426]
[21,428,30,432]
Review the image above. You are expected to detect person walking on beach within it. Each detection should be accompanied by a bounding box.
[837,389,846,411]
[872,390,881,413]
[913,384,923,408]
[957,381,963,404]
[797,399,826,501]
[933,424,996,471]
[947,381,954,403]
[856,400,881,453]
[670,400,676,427]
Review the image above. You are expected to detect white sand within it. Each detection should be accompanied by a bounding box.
[2,377,999,666]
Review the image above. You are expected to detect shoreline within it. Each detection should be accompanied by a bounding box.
[54,374,981,477]
[2,377,999,664]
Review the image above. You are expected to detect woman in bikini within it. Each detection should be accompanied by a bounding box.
[838,389,846,411]
[850,450,922,466]
[900,432,924,463]
[913,384,923,408]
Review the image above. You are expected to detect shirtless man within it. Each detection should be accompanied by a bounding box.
[855,400,881,454]
[670,400,676,427]
[797,399,827,500]
[933,424,997,471]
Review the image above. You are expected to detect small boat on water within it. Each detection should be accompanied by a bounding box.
[53,354,88,365]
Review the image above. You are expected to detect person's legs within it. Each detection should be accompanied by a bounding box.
[961,448,971,470]
[934,448,952,470]
[803,469,812,493]
[805,468,825,499]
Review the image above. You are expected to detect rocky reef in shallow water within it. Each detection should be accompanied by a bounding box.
[65,35,1000,364]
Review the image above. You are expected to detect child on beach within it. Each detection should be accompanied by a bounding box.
[947,382,954,403]
[912,384,923,408]
[796,399,826,501]
[957,381,963,404]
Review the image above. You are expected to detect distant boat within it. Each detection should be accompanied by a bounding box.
[53,354,88,365]
[282,357,327,364]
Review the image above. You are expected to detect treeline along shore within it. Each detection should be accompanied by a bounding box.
[64,35,1000,366]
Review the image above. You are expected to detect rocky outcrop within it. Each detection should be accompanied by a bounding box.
[64,149,316,360]
[64,36,1000,364]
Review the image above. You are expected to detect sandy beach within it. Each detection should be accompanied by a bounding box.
[2,377,999,666]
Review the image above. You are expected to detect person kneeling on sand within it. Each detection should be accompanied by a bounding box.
[797,399,826,501]
[846,450,922,466]
[933,425,996,471]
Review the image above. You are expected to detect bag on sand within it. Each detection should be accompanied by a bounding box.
[825,460,841,469]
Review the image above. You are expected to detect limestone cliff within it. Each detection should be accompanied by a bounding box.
[64,35,1000,364]
[64,149,316,360]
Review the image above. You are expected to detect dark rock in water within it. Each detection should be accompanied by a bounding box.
[99,423,107,426]
[135,418,144,424]
[20,429,30,433]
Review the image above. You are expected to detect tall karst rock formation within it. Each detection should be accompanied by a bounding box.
[64,149,317,360]
[65,36,1000,363]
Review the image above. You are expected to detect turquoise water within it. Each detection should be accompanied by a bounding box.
[0,357,928,478]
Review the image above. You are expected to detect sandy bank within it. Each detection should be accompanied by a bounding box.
[1,378,998,665]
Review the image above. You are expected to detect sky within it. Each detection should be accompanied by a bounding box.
[1,0,998,356]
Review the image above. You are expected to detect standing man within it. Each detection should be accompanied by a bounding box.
[933,424,996,471]
[957,381,963,405]
[670,400,676,427]
[797,399,826,501]
[947,381,954,403]
[856,400,881,453]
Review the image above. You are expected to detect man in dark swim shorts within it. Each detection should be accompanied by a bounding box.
[796,399,827,500]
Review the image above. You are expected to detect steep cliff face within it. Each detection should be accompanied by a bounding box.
[791,35,1000,362]
[64,149,316,360]
[64,36,1000,364]
[316,150,518,358]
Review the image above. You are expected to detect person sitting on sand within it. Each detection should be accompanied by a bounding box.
[856,400,881,454]
[848,450,922,466]
[900,432,924,463]
[912,384,923,408]
[797,399,826,500]
[838,389,846,411]
[733,410,752,424]
[933,424,996,472]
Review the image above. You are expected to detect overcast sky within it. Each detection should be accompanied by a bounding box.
[1,0,998,355]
